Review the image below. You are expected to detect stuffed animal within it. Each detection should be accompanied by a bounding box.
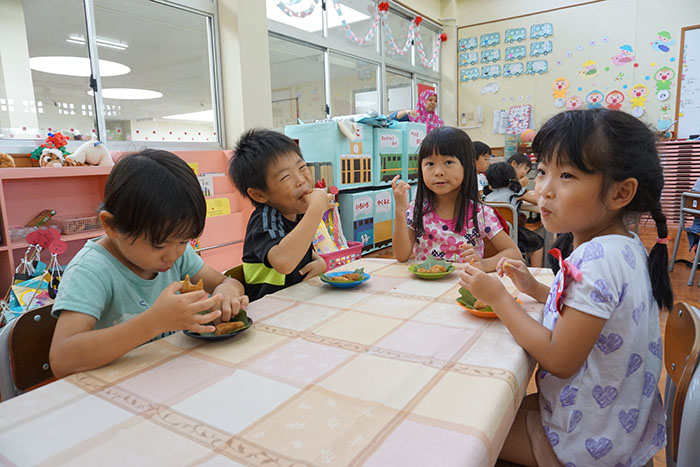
[68,136,114,166]
[39,148,85,167]
[0,152,15,168]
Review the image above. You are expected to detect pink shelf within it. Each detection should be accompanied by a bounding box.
[2,229,105,251]
[0,166,112,180]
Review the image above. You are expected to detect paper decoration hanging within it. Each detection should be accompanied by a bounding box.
[525,60,548,74]
[629,84,649,116]
[605,90,625,110]
[651,30,675,53]
[459,52,478,66]
[586,90,604,108]
[506,105,532,135]
[552,77,570,99]
[530,23,553,39]
[505,28,527,42]
[460,68,480,81]
[505,46,527,61]
[654,66,675,101]
[611,45,635,66]
[579,60,598,79]
[503,63,525,77]
[530,41,553,57]
[480,49,501,63]
[480,32,501,47]
[565,95,584,110]
[273,0,321,18]
[481,82,500,94]
[481,65,501,79]
[459,37,478,51]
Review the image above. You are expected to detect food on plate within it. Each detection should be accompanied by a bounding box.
[473,300,490,310]
[416,264,447,273]
[180,274,204,293]
[214,321,246,335]
[320,268,366,283]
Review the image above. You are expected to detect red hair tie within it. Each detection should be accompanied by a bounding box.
[656,237,669,245]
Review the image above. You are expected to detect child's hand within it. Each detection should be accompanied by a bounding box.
[497,258,539,295]
[391,175,410,211]
[304,188,335,215]
[299,256,327,280]
[212,280,249,323]
[148,282,223,334]
[458,263,508,307]
[460,244,483,270]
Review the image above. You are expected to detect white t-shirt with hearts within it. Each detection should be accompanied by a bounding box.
[538,233,666,466]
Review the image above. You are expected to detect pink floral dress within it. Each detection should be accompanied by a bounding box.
[406,201,503,262]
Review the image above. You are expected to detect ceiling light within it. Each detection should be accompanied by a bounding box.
[29,56,130,77]
[266,0,369,33]
[87,88,163,100]
[67,34,129,51]
[162,110,214,122]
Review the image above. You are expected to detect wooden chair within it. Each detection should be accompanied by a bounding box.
[664,302,700,466]
[484,202,518,245]
[669,191,700,286]
[223,264,244,283]
[0,304,57,401]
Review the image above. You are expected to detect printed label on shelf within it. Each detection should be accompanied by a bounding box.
[206,197,231,217]
[187,162,199,175]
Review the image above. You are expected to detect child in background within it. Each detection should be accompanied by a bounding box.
[50,150,248,377]
[508,152,534,190]
[460,109,671,466]
[392,127,521,271]
[473,141,492,197]
[484,162,544,266]
[229,129,335,302]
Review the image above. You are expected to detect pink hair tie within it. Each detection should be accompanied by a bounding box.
[656,237,669,245]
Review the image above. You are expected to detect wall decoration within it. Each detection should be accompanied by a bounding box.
[505,28,527,42]
[565,95,584,110]
[505,45,527,61]
[653,66,675,93]
[552,77,570,99]
[525,60,549,74]
[481,49,501,63]
[459,37,478,51]
[481,82,500,94]
[530,41,553,56]
[615,72,625,82]
[530,23,553,39]
[274,0,321,18]
[481,65,501,78]
[651,30,675,53]
[605,90,625,110]
[503,63,525,77]
[611,44,635,66]
[460,67,480,81]
[578,60,598,79]
[554,98,566,108]
[628,84,649,116]
[459,52,479,66]
[480,32,501,47]
[585,90,604,108]
[656,89,671,102]
[506,105,532,134]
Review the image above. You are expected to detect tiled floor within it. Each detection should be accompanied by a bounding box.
[365,224,700,466]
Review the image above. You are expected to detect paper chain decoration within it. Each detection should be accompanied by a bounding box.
[274,0,444,68]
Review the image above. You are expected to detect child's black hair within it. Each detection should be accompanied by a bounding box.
[100,149,205,245]
[473,141,491,157]
[413,127,480,236]
[533,108,673,310]
[229,129,304,203]
[507,152,533,169]
[485,162,522,193]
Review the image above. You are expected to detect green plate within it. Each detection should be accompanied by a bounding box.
[408,258,455,280]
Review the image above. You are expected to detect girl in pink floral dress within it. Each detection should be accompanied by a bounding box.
[392,127,521,271]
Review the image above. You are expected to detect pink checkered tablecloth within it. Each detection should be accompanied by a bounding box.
[0,258,553,466]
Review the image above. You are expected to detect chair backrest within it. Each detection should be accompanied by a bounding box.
[681,192,700,224]
[484,202,518,244]
[223,264,244,283]
[664,302,700,462]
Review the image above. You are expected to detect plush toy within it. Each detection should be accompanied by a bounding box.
[38,148,85,167]
[29,132,70,162]
[0,152,16,168]
[68,136,114,166]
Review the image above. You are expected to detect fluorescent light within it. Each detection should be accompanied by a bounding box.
[266,0,369,33]
[67,34,129,51]
[29,56,130,77]
[162,110,214,122]
[87,88,163,100]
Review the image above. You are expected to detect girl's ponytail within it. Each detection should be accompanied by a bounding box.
[648,201,674,311]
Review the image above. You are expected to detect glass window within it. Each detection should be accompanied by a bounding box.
[269,36,326,130]
[266,0,323,37]
[93,0,216,143]
[383,11,412,67]
[0,0,96,141]
[386,69,411,113]
[329,53,378,116]
[327,0,378,51]
[416,25,440,73]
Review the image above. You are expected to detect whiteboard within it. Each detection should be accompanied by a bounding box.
[676,25,700,139]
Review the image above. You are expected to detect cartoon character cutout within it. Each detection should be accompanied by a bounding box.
[585,90,604,109]
[579,60,598,79]
[651,30,676,53]
[552,77,569,99]
[654,66,675,93]
[565,95,583,110]
[629,84,649,108]
[611,45,635,66]
[605,90,625,110]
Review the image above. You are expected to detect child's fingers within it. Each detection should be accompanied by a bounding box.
[165,281,183,294]
[391,174,400,189]
[188,322,217,334]
[195,309,222,326]
[219,298,233,323]
[191,294,222,312]
[179,289,209,303]
[239,295,250,309]
[299,262,313,276]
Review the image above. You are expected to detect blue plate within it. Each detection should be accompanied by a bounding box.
[183,318,253,341]
[320,271,371,288]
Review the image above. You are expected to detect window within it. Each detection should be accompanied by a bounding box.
[384,10,412,67]
[265,0,323,37]
[269,36,326,130]
[326,0,378,51]
[330,53,379,115]
[386,69,411,113]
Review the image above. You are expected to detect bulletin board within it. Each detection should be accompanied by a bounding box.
[675,25,700,139]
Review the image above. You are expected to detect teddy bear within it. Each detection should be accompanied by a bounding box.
[39,148,85,167]
[0,152,16,168]
[68,136,114,166]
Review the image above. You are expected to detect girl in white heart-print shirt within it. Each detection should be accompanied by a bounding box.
[460,109,670,466]
[391,127,521,272]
